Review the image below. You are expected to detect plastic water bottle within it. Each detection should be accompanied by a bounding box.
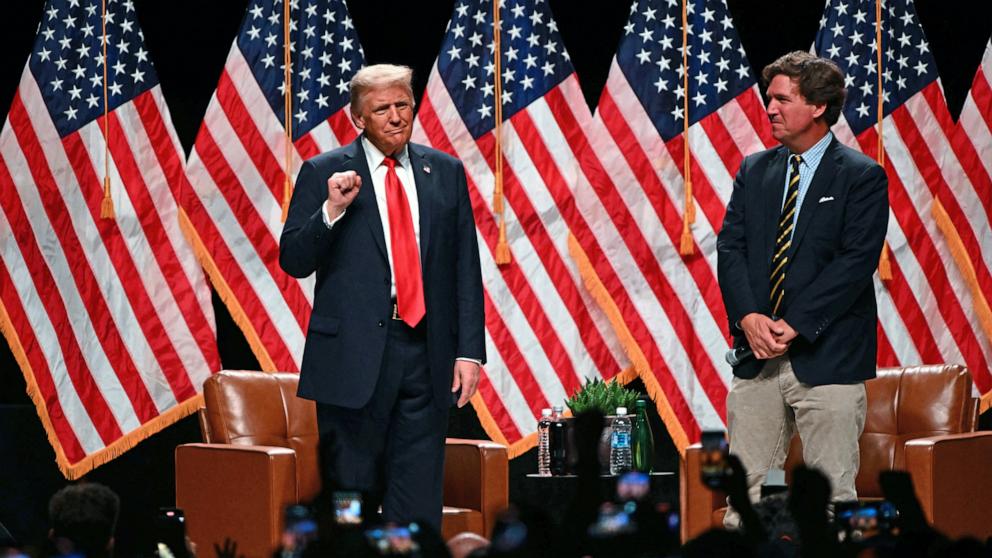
[537,408,552,476]
[549,405,568,476]
[609,407,632,475]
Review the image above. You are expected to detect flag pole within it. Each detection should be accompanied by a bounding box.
[679,0,695,256]
[280,0,293,223]
[492,0,511,265]
[875,0,892,280]
[99,0,114,219]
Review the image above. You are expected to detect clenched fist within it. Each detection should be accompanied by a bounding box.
[325,170,362,221]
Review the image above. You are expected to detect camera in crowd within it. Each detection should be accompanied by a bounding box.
[834,500,899,543]
[699,430,732,489]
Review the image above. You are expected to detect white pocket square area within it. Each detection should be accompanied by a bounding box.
[818,196,835,203]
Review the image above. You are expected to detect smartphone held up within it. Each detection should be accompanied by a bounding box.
[699,430,731,489]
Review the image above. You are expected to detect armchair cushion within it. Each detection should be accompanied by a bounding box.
[176,370,508,557]
[201,370,321,502]
[679,364,987,542]
[175,444,298,557]
[904,431,992,539]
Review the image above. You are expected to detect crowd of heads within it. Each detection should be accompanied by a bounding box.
[3,408,991,557]
[457,410,992,558]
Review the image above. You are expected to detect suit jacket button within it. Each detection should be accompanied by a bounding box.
[377,320,384,327]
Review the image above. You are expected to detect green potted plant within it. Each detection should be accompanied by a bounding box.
[565,377,640,473]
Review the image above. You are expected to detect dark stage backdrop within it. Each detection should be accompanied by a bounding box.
[0,0,989,553]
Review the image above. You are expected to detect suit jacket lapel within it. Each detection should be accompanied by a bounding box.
[408,143,433,268]
[344,136,388,263]
[763,147,788,271]
[787,138,838,261]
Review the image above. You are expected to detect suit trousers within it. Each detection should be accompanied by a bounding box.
[723,356,866,529]
[315,318,449,532]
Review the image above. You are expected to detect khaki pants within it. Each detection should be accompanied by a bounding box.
[723,356,867,529]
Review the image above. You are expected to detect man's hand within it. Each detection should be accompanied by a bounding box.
[451,360,480,408]
[774,319,798,345]
[740,313,789,359]
[213,537,243,558]
[324,170,362,221]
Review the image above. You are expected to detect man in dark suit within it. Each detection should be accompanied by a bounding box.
[717,51,888,526]
[279,64,485,531]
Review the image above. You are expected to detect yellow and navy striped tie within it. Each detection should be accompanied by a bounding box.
[770,154,802,316]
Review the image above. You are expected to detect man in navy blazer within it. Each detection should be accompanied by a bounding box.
[279,64,485,531]
[717,52,888,526]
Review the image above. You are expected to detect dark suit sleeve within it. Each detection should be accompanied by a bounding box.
[453,161,486,363]
[279,160,340,278]
[717,155,759,333]
[783,163,889,343]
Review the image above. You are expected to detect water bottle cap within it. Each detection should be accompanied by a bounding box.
[636,399,647,408]
[616,407,627,415]
[541,408,552,417]
[552,405,563,412]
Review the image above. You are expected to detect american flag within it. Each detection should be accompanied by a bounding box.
[0,0,220,478]
[948,38,992,410]
[183,0,362,371]
[411,0,630,454]
[571,0,774,448]
[814,0,992,401]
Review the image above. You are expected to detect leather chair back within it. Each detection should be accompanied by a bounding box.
[782,364,977,497]
[199,370,322,502]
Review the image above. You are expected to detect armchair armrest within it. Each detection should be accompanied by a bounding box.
[176,443,298,558]
[904,431,992,540]
[443,438,508,537]
[680,443,726,543]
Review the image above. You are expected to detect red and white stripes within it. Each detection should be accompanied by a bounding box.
[0,64,219,477]
[947,39,992,405]
[183,46,357,372]
[413,67,628,451]
[571,59,775,448]
[832,81,992,399]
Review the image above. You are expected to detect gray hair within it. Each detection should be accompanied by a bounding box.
[349,64,415,113]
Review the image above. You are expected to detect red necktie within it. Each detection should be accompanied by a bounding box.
[383,156,425,327]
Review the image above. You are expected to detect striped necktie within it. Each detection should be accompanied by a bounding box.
[770,154,802,316]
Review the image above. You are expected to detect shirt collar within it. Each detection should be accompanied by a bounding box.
[792,131,833,169]
[361,135,410,170]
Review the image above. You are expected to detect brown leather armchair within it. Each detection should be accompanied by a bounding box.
[680,364,992,542]
[175,370,508,557]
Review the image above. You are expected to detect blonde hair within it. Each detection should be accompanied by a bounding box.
[349,64,415,113]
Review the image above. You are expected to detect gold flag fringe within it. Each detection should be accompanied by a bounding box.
[878,240,893,280]
[0,298,205,479]
[932,200,992,355]
[567,234,691,453]
[467,392,516,455]
[177,209,277,371]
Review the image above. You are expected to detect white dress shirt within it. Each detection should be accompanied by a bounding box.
[321,139,480,366]
[323,137,421,299]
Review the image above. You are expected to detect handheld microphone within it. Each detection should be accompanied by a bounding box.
[725,344,753,366]
[725,314,780,366]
